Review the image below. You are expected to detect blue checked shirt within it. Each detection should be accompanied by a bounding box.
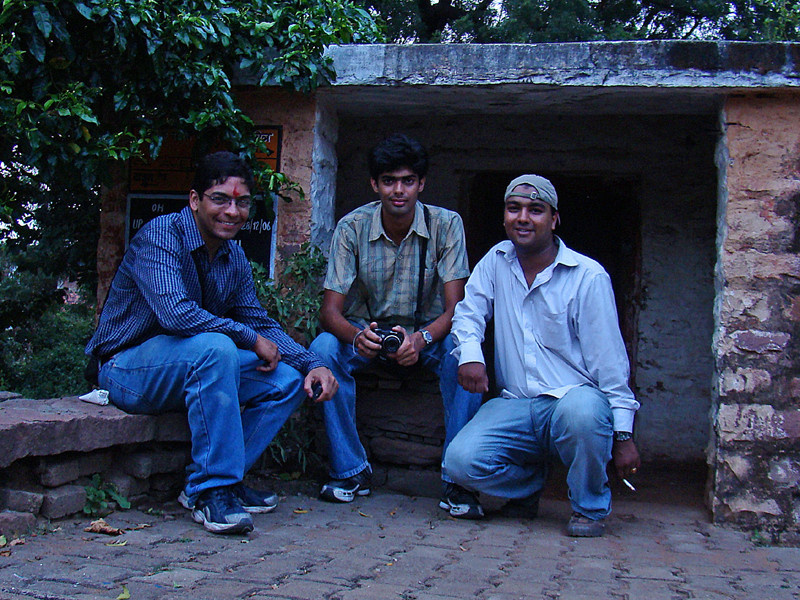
[86,206,325,375]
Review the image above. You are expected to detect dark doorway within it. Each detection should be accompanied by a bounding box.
[462,172,642,389]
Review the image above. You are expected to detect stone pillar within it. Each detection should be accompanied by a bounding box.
[236,88,318,275]
[310,99,339,255]
[711,92,800,542]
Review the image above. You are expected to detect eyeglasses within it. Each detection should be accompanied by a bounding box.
[203,192,253,210]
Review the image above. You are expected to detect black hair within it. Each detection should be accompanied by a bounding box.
[192,151,255,197]
[367,134,429,180]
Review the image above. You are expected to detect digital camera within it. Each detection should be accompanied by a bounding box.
[373,328,404,355]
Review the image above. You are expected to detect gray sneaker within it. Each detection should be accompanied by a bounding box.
[231,483,278,513]
[565,512,605,537]
[191,487,253,534]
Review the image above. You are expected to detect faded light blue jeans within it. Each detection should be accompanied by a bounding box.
[308,331,483,483]
[98,332,306,503]
[443,385,614,520]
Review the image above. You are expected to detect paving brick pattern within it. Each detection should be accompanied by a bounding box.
[0,491,798,600]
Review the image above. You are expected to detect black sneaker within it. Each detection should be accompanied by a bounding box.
[319,469,372,503]
[439,483,484,519]
[231,483,278,514]
[191,487,254,534]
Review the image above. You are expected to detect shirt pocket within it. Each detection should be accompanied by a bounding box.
[534,307,572,355]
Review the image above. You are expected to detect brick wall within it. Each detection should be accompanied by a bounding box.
[711,92,800,542]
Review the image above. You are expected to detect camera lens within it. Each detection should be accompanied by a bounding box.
[382,333,402,354]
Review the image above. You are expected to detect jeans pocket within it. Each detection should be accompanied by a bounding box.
[103,370,149,414]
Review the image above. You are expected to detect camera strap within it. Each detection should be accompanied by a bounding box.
[413,204,431,331]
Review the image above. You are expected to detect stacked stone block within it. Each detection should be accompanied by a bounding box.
[0,395,190,537]
[711,92,800,542]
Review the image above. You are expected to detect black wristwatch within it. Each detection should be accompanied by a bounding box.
[614,431,633,442]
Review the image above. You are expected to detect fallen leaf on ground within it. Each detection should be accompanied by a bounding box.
[358,510,371,518]
[106,540,127,547]
[131,523,152,530]
[293,508,309,514]
[84,519,123,536]
[117,584,130,599]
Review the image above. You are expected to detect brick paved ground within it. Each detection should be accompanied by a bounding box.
[1,484,798,600]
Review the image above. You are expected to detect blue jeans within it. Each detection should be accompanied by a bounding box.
[308,331,483,482]
[443,385,614,520]
[99,333,305,503]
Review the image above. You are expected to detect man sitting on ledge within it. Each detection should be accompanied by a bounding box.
[86,151,337,534]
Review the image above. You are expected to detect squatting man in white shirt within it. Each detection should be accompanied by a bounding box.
[442,174,641,537]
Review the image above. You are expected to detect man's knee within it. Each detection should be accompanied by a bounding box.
[552,387,612,437]
[309,332,342,360]
[192,333,239,368]
[443,433,479,483]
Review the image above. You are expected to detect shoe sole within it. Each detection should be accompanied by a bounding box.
[320,486,371,503]
[439,499,484,519]
[239,502,277,514]
[566,525,605,537]
[191,508,254,534]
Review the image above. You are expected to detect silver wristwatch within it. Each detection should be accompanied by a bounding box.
[614,431,633,442]
[420,329,433,345]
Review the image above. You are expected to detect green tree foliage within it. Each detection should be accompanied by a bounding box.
[361,0,799,43]
[0,0,382,285]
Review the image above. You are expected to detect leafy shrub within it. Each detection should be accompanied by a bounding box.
[0,297,94,399]
[252,243,328,476]
[252,242,326,346]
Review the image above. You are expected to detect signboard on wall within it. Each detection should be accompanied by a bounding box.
[126,127,281,272]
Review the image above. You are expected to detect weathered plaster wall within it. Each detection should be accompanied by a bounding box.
[711,92,800,541]
[333,112,719,462]
[236,89,318,271]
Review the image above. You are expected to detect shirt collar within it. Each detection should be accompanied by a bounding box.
[368,201,429,243]
[178,205,231,258]
[499,236,578,268]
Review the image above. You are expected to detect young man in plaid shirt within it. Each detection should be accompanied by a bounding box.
[310,134,484,518]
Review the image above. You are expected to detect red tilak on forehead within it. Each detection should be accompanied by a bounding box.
[232,183,242,198]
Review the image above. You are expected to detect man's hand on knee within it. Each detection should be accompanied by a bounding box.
[458,362,489,393]
[253,335,281,372]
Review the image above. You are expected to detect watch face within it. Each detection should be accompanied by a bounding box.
[421,330,433,345]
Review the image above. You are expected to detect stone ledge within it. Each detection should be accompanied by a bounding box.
[0,396,189,468]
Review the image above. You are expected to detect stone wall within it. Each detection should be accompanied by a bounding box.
[0,396,190,537]
[234,89,318,275]
[710,92,800,542]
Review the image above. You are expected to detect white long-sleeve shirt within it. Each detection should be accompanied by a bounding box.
[452,238,639,432]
